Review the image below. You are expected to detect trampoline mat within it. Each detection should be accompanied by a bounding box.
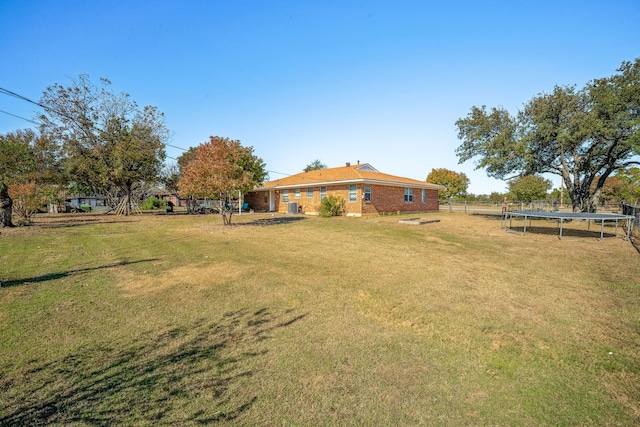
[508,211,634,221]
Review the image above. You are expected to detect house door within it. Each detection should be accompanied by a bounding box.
[269,190,275,211]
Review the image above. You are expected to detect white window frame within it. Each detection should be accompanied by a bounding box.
[404,188,413,202]
[348,184,357,202]
[282,189,289,203]
[294,188,300,199]
[364,184,371,201]
[320,186,327,200]
[307,187,314,198]
[421,189,426,203]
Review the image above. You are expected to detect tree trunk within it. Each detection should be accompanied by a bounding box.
[571,190,597,213]
[218,195,233,225]
[220,204,233,225]
[0,186,13,227]
[187,196,197,214]
[124,191,131,216]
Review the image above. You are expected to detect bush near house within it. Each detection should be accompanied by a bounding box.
[141,197,167,210]
[320,195,345,217]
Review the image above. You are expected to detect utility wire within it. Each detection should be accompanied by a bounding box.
[0,109,39,125]
[267,170,293,176]
[0,87,49,111]
[0,85,90,130]
[2,86,307,181]
[165,143,188,152]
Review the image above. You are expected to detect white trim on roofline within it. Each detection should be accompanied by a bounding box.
[253,178,444,191]
[355,164,379,172]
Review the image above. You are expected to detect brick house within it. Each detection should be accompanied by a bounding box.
[244,162,444,216]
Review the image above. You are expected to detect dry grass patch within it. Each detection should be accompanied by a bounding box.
[1,211,639,425]
[115,261,250,296]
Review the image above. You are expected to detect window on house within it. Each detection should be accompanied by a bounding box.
[348,184,357,202]
[264,192,268,203]
[404,188,413,202]
[364,184,371,201]
[282,189,289,203]
[307,187,314,198]
[294,188,300,199]
[421,189,426,203]
[320,186,327,200]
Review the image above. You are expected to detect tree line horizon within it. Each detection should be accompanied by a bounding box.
[1,58,638,226]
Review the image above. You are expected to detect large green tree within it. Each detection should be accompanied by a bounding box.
[456,59,640,212]
[0,132,32,227]
[304,159,327,172]
[617,168,640,203]
[178,136,267,225]
[426,168,470,201]
[39,75,169,215]
[0,129,62,226]
[508,175,552,203]
[602,167,640,203]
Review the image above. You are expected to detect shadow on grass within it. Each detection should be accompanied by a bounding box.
[505,225,618,239]
[471,212,505,221]
[241,216,307,227]
[0,308,308,425]
[33,214,136,229]
[0,259,160,288]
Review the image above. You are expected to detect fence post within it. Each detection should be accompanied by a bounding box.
[464,201,467,213]
[622,203,640,234]
[449,200,452,213]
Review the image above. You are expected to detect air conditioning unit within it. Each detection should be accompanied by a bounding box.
[287,202,299,214]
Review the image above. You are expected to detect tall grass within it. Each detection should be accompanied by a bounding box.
[1,212,639,425]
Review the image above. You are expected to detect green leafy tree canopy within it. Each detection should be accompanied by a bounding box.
[0,130,36,186]
[456,58,640,212]
[0,129,62,226]
[304,159,327,172]
[39,75,169,215]
[610,167,640,203]
[508,175,552,203]
[426,168,470,201]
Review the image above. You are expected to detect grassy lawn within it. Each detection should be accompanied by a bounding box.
[1,211,639,425]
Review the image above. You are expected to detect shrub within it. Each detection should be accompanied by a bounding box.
[320,195,345,217]
[141,197,166,210]
[9,182,47,224]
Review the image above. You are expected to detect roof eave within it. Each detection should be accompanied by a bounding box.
[252,178,444,191]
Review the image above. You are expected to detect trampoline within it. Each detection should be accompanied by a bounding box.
[505,210,635,241]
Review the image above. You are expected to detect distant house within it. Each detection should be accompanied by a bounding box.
[244,162,444,216]
[66,194,106,211]
[149,188,180,207]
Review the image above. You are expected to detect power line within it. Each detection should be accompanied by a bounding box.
[0,87,49,111]
[0,109,39,125]
[267,170,293,176]
[0,86,88,129]
[165,143,189,152]
[1,86,306,180]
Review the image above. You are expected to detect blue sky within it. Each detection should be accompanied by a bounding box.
[1,0,639,194]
